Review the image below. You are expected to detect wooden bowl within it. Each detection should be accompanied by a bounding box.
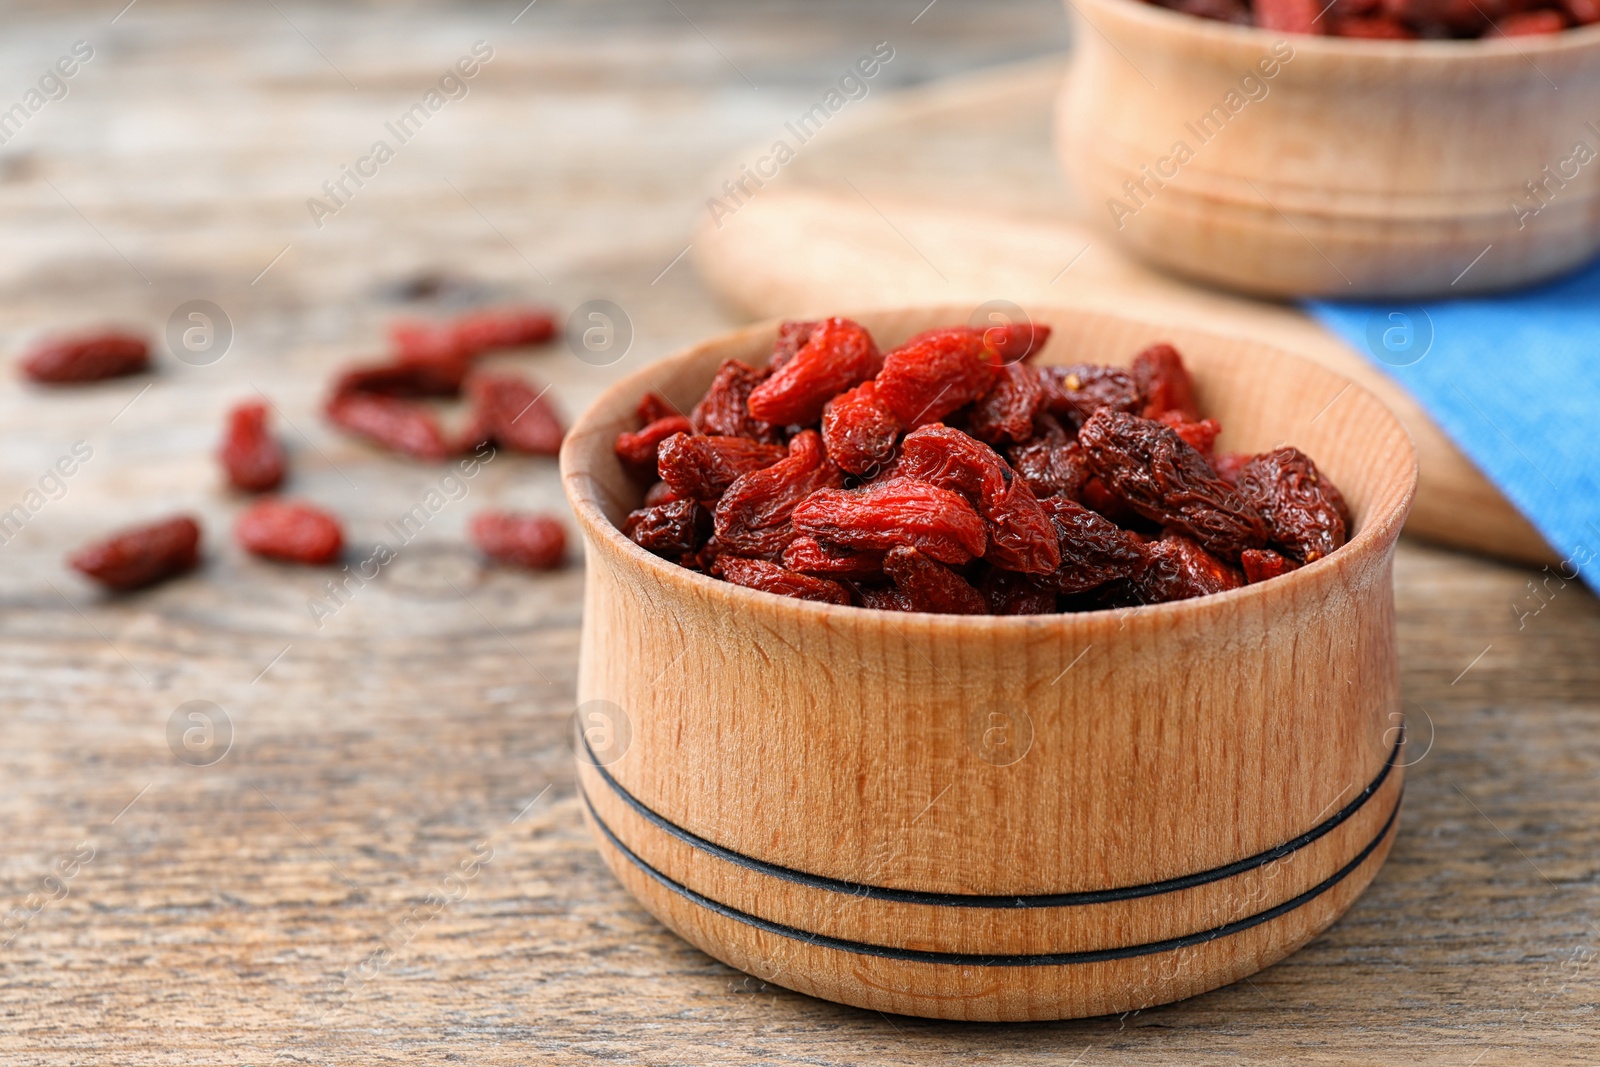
[559,306,1417,1021]
[1055,0,1600,297]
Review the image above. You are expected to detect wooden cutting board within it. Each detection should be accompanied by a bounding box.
[692,57,1557,568]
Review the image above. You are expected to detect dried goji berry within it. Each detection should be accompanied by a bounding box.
[747,317,880,425]
[883,545,986,614]
[332,360,465,399]
[1241,547,1300,584]
[874,327,997,428]
[68,515,201,591]
[712,555,851,605]
[1236,447,1349,562]
[657,432,787,503]
[822,380,901,476]
[326,392,453,460]
[898,425,1059,574]
[769,320,820,373]
[1007,415,1093,501]
[780,535,886,579]
[219,400,286,492]
[469,511,566,569]
[1330,12,1417,33]
[691,360,782,443]
[465,373,565,455]
[1078,409,1267,559]
[713,430,843,558]
[1212,452,1250,485]
[643,480,680,506]
[1253,0,1324,33]
[636,392,680,425]
[791,477,986,565]
[1130,534,1243,603]
[967,363,1047,445]
[857,584,916,612]
[1132,343,1199,421]
[981,321,1052,365]
[979,569,1058,615]
[1156,411,1221,461]
[614,415,695,476]
[451,307,556,354]
[1043,364,1142,429]
[22,330,149,384]
[625,499,710,557]
[1036,497,1148,594]
[236,500,344,565]
[1563,0,1599,23]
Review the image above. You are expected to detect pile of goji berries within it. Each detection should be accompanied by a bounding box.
[21,307,569,591]
[616,318,1350,613]
[1151,0,1595,37]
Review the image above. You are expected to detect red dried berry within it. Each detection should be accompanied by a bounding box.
[898,425,1059,574]
[451,307,556,354]
[1043,364,1142,429]
[22,330,149,384]
[465,373,565,455]
[883,545,987,615]
[469,511,566,569]
[712,556,851,605]
[1007,415,1093,501]
[219,400,286,492]
[1037,497,1149,594]
[1078,409,1268,559]
[769,320,820,373]
[326,392,453,460]
[791,477,987,565]
[1236,447,1349,563]
[235,500,344,565]
[636,392,680,425]
[1078,476,1133,524]
[643,481,680,506]
[625,499,710,557]
[1132,343,1199,421]
[967,363,1047,445]
[614,415,695,476]
[747,317,880,425]
[981,321,1052,365]
[657,432,787,503]
[822,380,901,476]
[1241,547,1300,584]
[980,569,1058,615]
[332,360,465,399]
[1156,411,1221,461]
[857,584,916,612]
[691,360,783,443]
[1212,452,1250,485]
[1131,534,1243,604]
[713,430,843,558]
[1563,0,1599,24]
[1253,0,1324,32]
[68,515,201,591]
[780,536,886,579]
[874,327,998,428]
[1330,12,1417,33]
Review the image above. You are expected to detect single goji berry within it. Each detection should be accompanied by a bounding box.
[1240,547,1300,584]
[1132,343,1199,421]
[822,380,901,476]
[883,545,986,614]
[713,429,843,558]
[469,511,567,569]
[979,568,1058,615]
[781,536,886,579]
[220,400,287,492]
[1130,534,1243,603]
[625,498,710,557]
[68,515,201,591]
[1078,409,1267,559]
[1156,411,1221,461]
[967,363,1047,445]
[657,432,787,503]
[981,321,1052,365]
[1043,364,1142,429]
[636,392,681,425]
[22,330,149,384]
[712,555,851,605]
[769,320,820,373]
[1036,497,1149,595]
[326,392,453,460]
[1236,447,1349,562]
[1007,415,1093,501]
[747,317,880,425]
[643,480,680,506]
[614,415,695,476]
[691,360,783,443]
[1212,452,1249,485]
[235,499,344,565]
[451,306,556,354]
[874,327,997,428]
[791,477,987,565]
[857,584,916,612]
[465,373,565,455]
[332,359,466,399]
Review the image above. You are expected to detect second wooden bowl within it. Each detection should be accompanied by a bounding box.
[1056,0,1600,298]
[560,306,1417,1020]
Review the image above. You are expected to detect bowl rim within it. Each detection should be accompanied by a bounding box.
[1075,0,1600,57]
[559,305,1419,631]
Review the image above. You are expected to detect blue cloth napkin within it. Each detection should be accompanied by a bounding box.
[1307,258,1600,594]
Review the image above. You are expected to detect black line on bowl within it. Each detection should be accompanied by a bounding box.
[580,728,1402,908]
[581,786,1401,967]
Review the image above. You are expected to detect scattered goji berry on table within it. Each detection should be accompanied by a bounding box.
[465,373,565,455]
[219,400,287,492]
[21,330,149,384]
[469,511,566,569]
[69,515,201,591]
[235,499,344,564]
[325,392,454,461]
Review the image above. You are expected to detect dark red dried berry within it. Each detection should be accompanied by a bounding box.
[390,306,556,368]
[1132,343,1199,421]
[791,477,986,565]
[822,380,901,476]
[691,360,782,443]
[780,536,886,579]
[747,317,880,425]
[466,373,565,455]
[967,363,1047,445]
[1043,364,1142,429]
[1130,534,1243,603]
[332,360,465,399]
[220,400,286,492]
[469,511,566,569]
[1156,412,1221,461]
[713,430,843,558]
[883,545,986,614]
[712,555,850,605]
[1213,452,1249,485]
[636,392,680,425]
[875,327,998,428]
[1236,447,1349,563]
[1037,496,1149,594]
[69,515,201,591]
[615,415,695,476]
[769,320,820,373]
[326,392,453,460]
[980,569,1058,615]
[643,480,680,506]
[1241,547,1300,584]
[625,499,710,557]
[1007,415,1093,501]
[1078,409,1268,559]
[857,584,916,612]
[981,321,1052,365]
[235,500,344,565]
[22,330,149,384]
[657,432,787,503]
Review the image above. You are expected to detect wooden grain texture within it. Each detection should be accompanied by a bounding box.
[562,306,1416,1019]
[0,0,1597,1062]
[690,57,1564,568]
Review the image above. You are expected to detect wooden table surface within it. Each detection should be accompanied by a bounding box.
[1,2,1596,1063]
